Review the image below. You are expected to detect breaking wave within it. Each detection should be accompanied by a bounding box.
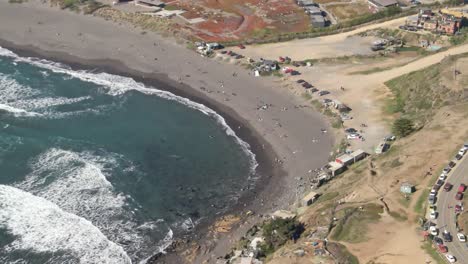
[14,148,169,261]
[0,185,132,263]
[0,46,257,172]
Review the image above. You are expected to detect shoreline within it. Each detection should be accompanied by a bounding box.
[0,1,334,263]
[0,40,285,260]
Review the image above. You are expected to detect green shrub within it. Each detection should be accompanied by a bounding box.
[392,117,414,138]
[260,218,305,256]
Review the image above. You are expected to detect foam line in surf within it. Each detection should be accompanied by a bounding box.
[0,46,258,172]
[0,185,132,264]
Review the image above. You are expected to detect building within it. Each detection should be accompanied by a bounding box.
[327,161,346,176]
[305,6,322,16]
[336,154,354,166]
[368,0,398,13]
[438,20,460,35]
[134,0,165,8]
[302,191,320,207]
[423,20,438,31]
[350,149,367,163]
[406,15,420,27]
[311,15,326,28]
[400,182,415,194]
[297,0,316,6]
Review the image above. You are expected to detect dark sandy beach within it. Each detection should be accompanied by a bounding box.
[0,1,334,263]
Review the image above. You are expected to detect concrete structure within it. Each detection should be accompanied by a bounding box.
[272,210,296,219]
[400,182,415,194]
[423,20,438,31]
[327,161,346,176]
[367,0,398,13]
[297,0,316,6]
[305,6,322,16]
[135,0,165,8]
[302,191,320,206]
[311,15,326,28]
[350,149,367,163]
[406,15,420,27]
[336,154,354,166]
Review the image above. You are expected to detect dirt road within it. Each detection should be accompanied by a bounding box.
[233,17,407,61]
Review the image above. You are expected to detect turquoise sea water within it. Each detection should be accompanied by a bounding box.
[0,47,255,263]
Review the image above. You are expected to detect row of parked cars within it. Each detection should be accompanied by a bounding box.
[427,143,468,263]
[296,79,330,96]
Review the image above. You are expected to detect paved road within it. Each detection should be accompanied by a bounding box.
[436,148,468,263]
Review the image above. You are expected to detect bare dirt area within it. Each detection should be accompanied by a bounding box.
[326,2,372,21]
[235,16,408,61]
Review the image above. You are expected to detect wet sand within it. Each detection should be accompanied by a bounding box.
[0,1,334,263]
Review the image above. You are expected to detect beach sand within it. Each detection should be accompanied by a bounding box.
[0,1,334,263]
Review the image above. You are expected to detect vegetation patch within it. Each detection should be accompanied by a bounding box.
[331,203,383,243]
[421,241,445,264]
[258,218,305,257]
[384,53,468,126]
[327,242,359,264]
[388,210,408,222]
[414,189,429,215]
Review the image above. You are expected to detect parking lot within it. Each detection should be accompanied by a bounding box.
[429,143,468,263]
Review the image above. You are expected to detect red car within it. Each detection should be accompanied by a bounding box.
[237,44,246,49]
[458,183,466,193]
[455,204,463,213]
[455,192,464,201]
[444,182,453,192]
[438,244,448,253]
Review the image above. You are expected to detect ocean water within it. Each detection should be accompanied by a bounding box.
[0,47,256,263]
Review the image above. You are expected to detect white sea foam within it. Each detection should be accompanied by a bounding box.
[0,73,92,117]
[0,46,258,172]
[0,185,132,263]
[0,103,41,117]
[15,148,172,260]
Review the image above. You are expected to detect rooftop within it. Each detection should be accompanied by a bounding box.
[368,0,398,7]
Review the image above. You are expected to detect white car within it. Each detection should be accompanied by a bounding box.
[445,254,456,263]
[430,209,437,219]
[439,174,446,181]
[347,133,360,140]
[457,233,466,242]
[458,148,466,156]
[429,226,438,236]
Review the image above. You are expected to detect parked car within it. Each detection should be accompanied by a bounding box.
[428,195,436,205]
[429,226,438,236]
[438,244,448,253]
[430,209,438,219]
[458,183,466,193]
[430,189,438,196]
[310,88,319,93]
[443,230,452,242]
[443,167,451,174]
[433,184,441,191]
[302,83,312,89]
[439,174,447,181]
[384,135,396,141]
[237,44,246,49]
[445,254,456,263]
[455,204,463,213]
[347,133,360,140]
[220,50,227,54]
[444,182,453,192]
[462,143,468,151]
[290,70,300,76]
[457,233,466,242]
[296,79,305,83]
[435,180,444,188]
[345,128,358,134]
[235,55,243,59]
[448,161,456,168]
[229,52,238,57]
[455,154,463,160]
[456,192,463,201]
[458,148,466,156]
[433,236,443,245]
[318,90,330,96]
